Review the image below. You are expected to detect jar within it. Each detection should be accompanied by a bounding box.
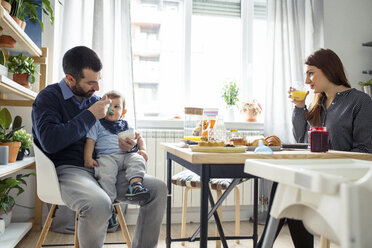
[184,107,203,141]
[308,127,329,152]
[201,108,219,140]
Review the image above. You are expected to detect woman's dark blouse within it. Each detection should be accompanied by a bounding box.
[292,88,372,153]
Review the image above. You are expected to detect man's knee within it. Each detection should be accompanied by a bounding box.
[79,197,112,221]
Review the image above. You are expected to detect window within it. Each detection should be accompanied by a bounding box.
[130,0,267,119]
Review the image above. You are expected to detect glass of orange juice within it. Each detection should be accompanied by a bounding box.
[290,81,307,101]
[290,90,307,101]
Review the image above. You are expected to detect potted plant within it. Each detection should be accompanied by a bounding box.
[7,53,39,88]
[0,172,35,227]
[240,99,262,122]
[10,128,32,161]
[358,79,372,97]
[221,80,239,121]
[18,0,61,32]
[0,108,23,163]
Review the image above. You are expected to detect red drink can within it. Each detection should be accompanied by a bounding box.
[308,127,329,152]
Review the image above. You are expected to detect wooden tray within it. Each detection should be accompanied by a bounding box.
[190,145,246,153]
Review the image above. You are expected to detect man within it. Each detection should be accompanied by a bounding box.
[32,46,167,248]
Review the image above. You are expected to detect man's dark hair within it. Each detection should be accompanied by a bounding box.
[62,46,102,83]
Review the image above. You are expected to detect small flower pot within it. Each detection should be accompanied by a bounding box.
[1,1,11,14]
[0,35,16,48]
[0,142,21,163]
[16,148,29,161]
[13,73,31,88]
[245,109,257,122]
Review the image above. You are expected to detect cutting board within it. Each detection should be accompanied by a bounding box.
[190,145,246,153]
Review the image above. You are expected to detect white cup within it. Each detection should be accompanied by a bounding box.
[0,146,8,165]
[0,218,5,236]
[118,129,135,140]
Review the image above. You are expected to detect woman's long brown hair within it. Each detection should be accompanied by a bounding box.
[305,49,351,126]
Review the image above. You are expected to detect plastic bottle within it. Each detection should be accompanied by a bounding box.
[201,108,218,141]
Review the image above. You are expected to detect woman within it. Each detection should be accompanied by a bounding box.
[292,48,372,153]
[258,48,372,248]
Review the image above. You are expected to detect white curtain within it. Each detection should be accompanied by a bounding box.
[264,0,324,143]
[49,0,136,126]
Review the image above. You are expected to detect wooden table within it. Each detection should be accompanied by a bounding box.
[160,143,372,248]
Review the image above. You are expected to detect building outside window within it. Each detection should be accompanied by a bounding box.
[130,0,267,120]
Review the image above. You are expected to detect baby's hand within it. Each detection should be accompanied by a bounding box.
[84,158,98,168]
[138,150,148,162]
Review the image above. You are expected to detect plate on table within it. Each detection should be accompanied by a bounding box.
[246,146,282,151]
[190,145,247,153]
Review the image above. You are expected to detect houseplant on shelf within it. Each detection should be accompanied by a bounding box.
[10,128,32,161]
[7,53,38,88]
[221,80,239,121]
[0,172,35,227]
[18,0,61,32]
[0,107,23,163]
[240,99,262,122]
[358,79,372,98]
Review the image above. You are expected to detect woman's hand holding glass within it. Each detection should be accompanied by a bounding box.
[288,87,309,108]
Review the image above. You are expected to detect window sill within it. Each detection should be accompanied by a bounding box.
[137,119,264,131]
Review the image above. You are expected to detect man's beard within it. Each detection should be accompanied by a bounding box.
[70,83,95,98]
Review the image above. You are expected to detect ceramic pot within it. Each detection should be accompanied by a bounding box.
[13,73,31,88]
[16,148,29,161]
[11,16,22,27]
[0,35,16,48]
[245,109,257,122]
[0,142,21,163]
[20,21,26,31]
[0,218,5,236]
[0,209,12,227]
[226,106,236,122]
[1,1,11,13]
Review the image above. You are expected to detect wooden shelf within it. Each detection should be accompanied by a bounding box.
[0,157,35,178]
[0,75,37,106]
[0,7,42,56]
[0,222,32,248]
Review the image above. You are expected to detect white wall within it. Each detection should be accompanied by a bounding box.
[324,0,372,88]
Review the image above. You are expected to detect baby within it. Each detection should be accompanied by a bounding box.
[84,90,149,202]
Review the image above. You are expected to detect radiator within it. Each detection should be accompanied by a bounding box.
[137,129,255,208]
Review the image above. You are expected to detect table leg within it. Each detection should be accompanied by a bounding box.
[253,178,258,247]
[262,216,280,248]
[200,164,210,248]
[166,157,172,248]
[208,189,228,248]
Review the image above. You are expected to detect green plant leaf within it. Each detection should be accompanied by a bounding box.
[0,108,12,130]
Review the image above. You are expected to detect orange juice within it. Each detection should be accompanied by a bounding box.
[290,91,307,101]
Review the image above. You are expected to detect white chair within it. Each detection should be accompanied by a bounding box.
[172,170,242,247]
[33,143,132,248]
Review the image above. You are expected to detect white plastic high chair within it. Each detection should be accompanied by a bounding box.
[244,158,372,248]
[33,143,132,248]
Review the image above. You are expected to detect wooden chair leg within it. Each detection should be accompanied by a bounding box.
[320,236,330,248]
[36,204,57,248]
[115,204,132,248]
[181,187,191,246]
[215,189,222,248]
[74,212,79,248]
[234,186,240,244]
